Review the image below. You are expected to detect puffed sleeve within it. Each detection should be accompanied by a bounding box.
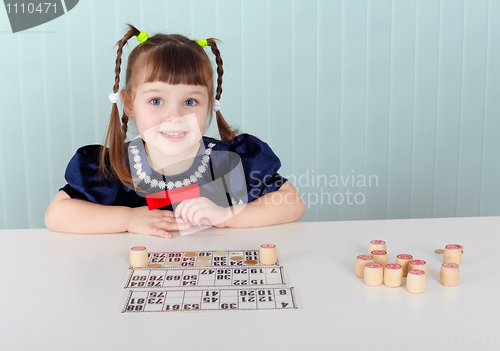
[228,134,288,202]
[60,145,122,205]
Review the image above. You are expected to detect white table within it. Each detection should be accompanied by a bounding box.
[1,217,499,351]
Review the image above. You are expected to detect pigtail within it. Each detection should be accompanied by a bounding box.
[100,25,140,187]
[206,39,238,143]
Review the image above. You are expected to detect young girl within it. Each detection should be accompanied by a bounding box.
[45,24,305,238]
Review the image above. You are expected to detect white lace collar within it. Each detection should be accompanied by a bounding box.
[128,139,216,191]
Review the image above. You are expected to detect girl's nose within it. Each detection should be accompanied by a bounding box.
[165,115,183,123]
[165,106,183,122]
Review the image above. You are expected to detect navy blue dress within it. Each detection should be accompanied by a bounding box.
[61,134,287,211]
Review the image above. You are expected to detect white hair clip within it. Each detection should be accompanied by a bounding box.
[108,92,120,104]
[213,99,222,111]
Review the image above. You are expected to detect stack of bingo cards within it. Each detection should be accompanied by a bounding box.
[121,244,299,313]
[355,240,427,294]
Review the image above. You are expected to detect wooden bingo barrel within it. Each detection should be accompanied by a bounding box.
[355,255,374,278]
[364,262,384,286]
[130,246,148,268]
[384,263,403,288]
[444,244,462,265]
[370,250,388,266]
[259,243,278,265]
[395,254,413,277]
[440,262,460,286]
[407,269,426,294]
[408,260,427,276]
[368,240,386,255]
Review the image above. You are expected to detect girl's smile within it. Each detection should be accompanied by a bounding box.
[160,131,186,138]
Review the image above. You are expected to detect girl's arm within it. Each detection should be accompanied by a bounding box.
[45,191,189,237]
[223,181,305,228]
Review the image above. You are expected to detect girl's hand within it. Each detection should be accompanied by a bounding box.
[127,206,191,238]
[174,197,230,227]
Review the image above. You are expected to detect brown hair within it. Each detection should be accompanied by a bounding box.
[100,24,237,187]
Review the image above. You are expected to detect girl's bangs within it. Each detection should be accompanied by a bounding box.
[141,44,212,87]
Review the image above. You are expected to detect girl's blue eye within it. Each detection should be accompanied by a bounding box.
[150,98,163,106]
[185,98,197,107]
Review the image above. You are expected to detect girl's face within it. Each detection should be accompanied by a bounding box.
[124,81,209,165]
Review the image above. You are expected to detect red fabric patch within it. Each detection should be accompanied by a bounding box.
[146,183,200,210]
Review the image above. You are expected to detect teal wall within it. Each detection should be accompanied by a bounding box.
[1,0,499,229]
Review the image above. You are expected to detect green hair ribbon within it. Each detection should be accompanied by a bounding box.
[196,39,208,48]
[137,31,149,44]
